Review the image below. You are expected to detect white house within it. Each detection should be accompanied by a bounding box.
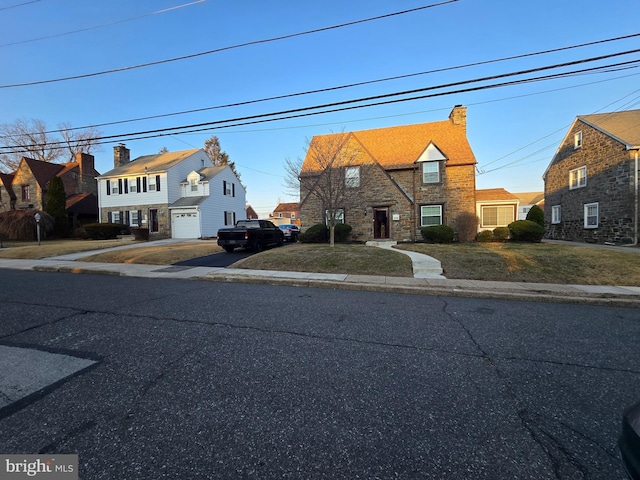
[97,145,246,239]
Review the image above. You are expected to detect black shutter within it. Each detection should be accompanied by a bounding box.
[136,177,141,193]
[233,211,236,224]
[137,210,142,226]
[106,180,111,196]
[156,175,161,192]
[118,179,123,194]
[124,179,128,194]
[224,212,227,225]
[108,211,112,223]
[142,176,147,192]
[223,181,227,195]
[232,183,235,197]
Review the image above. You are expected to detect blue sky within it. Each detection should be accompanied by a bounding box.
[1,0,639,217]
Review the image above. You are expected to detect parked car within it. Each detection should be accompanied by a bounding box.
[620,401,640,479]
[279,224,300,242]
[217,220,284,253]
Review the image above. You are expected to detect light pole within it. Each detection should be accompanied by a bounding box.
[34,212,41,246]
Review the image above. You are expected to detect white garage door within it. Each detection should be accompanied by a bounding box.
[171,211,200,238]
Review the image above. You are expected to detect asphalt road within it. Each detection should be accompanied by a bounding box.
[0,270,638,479]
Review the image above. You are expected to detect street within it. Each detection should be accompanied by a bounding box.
[0,270,638,479]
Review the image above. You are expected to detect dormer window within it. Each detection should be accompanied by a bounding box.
[190,179,198,192]
[574,131,582,149]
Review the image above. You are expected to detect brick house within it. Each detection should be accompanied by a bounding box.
[543,109,640,244]
[246,205,259,220]
[0,153,99,224]
[299,106,477,242]
[269,202,301,226]
[97,144,245,238]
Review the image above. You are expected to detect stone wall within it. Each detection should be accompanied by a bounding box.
[101,203,171,237]
[544,121,638,244]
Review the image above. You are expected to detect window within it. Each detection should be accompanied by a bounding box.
[584,203,598,228]
[570,166,587,189]
[574,131,582,149]
[422,162,440,183]
[223,180,234,196]
[551,205,561,224]
[190,179,198,192]
[345,167,360,188]
[129,179,137,193]
[224,211,236,226]
[481,205,514,227]
[21,185,30,201]
[129,210,141,226]
[325,209,344,225]
[111,211,121,223]
[420,205,442,226]
[291,213,296,219]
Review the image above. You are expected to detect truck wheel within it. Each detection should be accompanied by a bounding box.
[253,241,263,252]
[223,246,235,253]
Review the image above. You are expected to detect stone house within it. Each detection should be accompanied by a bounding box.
[97,144,246,238]
[299,106,477,242]
[269,202,301,226]
[0,153,100,224]
[543,109,640,244]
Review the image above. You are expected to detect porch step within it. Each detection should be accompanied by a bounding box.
[365,240,398,248]
[117,235,136,242]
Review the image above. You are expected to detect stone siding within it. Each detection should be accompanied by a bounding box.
[544,121,638,244]
[101,203,171,237]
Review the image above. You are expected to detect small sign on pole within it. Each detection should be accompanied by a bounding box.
[34,212,41,246]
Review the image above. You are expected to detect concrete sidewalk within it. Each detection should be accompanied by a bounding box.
[1,238,639,307]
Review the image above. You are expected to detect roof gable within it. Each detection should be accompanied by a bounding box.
[301,113,476,173]
[476,188,518,202]
[416,142,447,162]
[578,109,640,148]
[274,202,300,212]
[19,157,64,188]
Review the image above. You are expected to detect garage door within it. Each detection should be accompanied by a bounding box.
[171,211,200,238]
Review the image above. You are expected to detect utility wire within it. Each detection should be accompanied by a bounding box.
[0,1,207,48]
[0,0,459,88]
[0,0,41,11]
[3,54,638,153]
[26,31,640,136]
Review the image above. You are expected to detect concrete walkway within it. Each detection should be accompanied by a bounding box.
[1,238,640,307]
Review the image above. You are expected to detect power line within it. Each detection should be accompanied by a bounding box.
[0,1,459,88]
[3,53,638,153]
[23,31,640,137]
[0,0,41,11]
[0,1,207,48]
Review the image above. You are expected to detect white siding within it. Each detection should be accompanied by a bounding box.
[199,166,246,236]
[98,173,168,209]
[166,150,211,203]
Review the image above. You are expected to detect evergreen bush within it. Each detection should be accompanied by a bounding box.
[45,176,68,237]
[492,227,510,242]
[526,204,544,227]
[299,223,328,243]
[84,223,128,240]
[421,224,455,243]
[476,230,493,242]
[508,220,544,242]
[334,223,352,243]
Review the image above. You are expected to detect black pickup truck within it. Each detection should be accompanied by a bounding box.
[217,219,284,253]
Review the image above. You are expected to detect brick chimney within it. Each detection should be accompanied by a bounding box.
[75,152,97,196]
[113,143,130,168]
[449,105,467,129]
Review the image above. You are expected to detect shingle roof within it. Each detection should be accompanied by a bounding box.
[302,115,476,173]
[579,109,640,148]
[476,188,518,202]
[512,191,544,205]
[22,157,64,188]
[169,196,207,208]
[99,148,202,177]
[274,202,299,212]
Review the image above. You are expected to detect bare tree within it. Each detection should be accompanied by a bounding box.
[288,131,366,246]
[0,118,101,172]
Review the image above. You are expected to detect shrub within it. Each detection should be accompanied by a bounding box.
[131,227,150,241]
[84,223,128,240]
[0,209,54,240]
[526,204,544,227]
[476,230,493,242]
[508,220,544,242]
[492,227,510,242]
[455,212,479,243]
[299,223,328,243]
[421,224,455,243]
[333,223,352,243]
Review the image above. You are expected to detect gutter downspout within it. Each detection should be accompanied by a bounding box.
[625,150,639,247]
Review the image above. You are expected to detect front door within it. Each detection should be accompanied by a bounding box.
[373,208,389,239]
[149,209,159,233]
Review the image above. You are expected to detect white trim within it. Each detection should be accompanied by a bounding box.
[551,205,561,224]
[584,202,598,228]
